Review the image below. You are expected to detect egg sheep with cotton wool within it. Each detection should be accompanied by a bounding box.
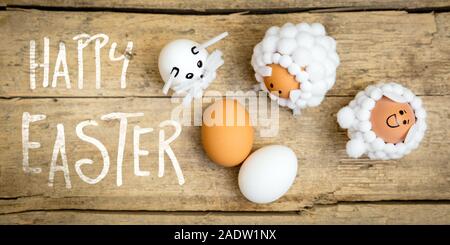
[337,82,427,160]
[251,22,340,115]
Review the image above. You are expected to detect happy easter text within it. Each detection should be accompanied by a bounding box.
[24,33,185,188]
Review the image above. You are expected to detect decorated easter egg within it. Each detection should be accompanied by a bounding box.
[238,145,298,204]
[251,22,340,114]
[201,99,254,167]
[264,64,300,99]
[158,32,228,106]
[337,82,427,160]
[371,96,416,144]
[159,39,209,88]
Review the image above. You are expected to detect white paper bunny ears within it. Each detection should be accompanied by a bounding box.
[337,82,427,160]
[251,22,340,115]
[158,32,228,106]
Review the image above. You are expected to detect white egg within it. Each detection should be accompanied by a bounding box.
[238,145,298,204]
[158,39,208,87]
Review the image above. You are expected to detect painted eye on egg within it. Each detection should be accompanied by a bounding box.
[191,46,199,55]
[186,73,194,79]
[399,110,404,115]
[197,60,203,68]
[269,83,274,88]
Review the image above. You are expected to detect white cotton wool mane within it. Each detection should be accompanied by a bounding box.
[251,22,340,114]
[337,82,427,160]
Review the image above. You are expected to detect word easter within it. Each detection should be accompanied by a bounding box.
[29,33,133,89]
[22,112,185,188]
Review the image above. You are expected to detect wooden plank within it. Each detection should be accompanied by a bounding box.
[5,0,450,11]
[1,203,450,224]
[1,10,449,97]
[0,96,448,213]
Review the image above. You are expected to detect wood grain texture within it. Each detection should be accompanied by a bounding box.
[1,8,450,224]
[0,10,449,97]
[1,203,450,224]
[5,0,450,11]
[0,96,448,213]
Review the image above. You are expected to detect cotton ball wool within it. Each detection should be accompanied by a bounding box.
[251,22,340,115]
[336,82,427,160]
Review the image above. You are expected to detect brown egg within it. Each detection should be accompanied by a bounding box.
[371,96,416,144]
[263,64,300,99]
[201,99,254,167]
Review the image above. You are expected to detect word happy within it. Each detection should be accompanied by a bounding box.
[29,33,133,89]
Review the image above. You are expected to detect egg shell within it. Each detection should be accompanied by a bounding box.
[370,96,416,144]
[238,145,298,204]
[158,39,208,85]
[201,99,254,167]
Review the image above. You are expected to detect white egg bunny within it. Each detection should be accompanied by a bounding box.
[159,32,228,106]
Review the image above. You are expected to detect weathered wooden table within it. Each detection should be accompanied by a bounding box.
[0,0,449,224]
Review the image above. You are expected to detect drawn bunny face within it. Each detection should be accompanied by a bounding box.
[159,39,209,87]
[158,32,228,106]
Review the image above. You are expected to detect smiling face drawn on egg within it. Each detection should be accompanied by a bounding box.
[371,96,416,144]
[263,64,300,99]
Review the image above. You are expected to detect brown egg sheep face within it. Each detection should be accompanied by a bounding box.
[371,96,416,144]
[263,64,300,99]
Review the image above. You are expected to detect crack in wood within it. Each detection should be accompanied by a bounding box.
[3,5,450,15]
